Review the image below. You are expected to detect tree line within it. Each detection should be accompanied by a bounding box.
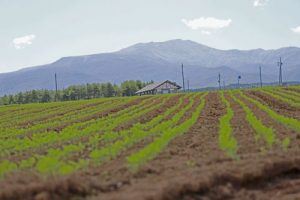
[0,80,153,105]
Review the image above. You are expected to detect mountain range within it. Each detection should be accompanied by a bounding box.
[1,39,299,95]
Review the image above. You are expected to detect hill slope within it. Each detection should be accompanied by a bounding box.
[1,39,300,95]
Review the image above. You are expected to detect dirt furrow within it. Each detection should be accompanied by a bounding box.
[1,91,300,200]
[245,90,300,120]
[17,100,111,128]
[87,92,227,200]
[46,97,150,133]
[224,93,261,155]
[237,92,300,150]
[113,95,182,131]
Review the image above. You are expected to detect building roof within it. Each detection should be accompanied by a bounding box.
[136,80,181,94]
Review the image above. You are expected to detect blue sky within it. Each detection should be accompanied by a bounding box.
[0,0,300,72]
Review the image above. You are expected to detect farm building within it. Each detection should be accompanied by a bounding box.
[136,80,181,95]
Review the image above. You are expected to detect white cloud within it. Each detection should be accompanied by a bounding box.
[253,0,269,7]
[291,26,300,34]
[13,34,36,49]
[201,30,212,35]
[181,17,232,32]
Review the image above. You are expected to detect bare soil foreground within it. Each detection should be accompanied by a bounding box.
[0,88,300,200]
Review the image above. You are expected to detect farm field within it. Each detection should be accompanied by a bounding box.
[0,86,300,200]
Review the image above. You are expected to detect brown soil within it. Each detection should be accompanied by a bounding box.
[237,92,299,146]
[176,94,201,125]
[163,95,191,121]
[3,98,157,162]
[46,97,150,133]
[280,88,300,98]
[113,95,181,131]
[0,104,67,127]
[284,87,300,93]
[245,90,300,120]
[17,100,110,128]
[1,92,300,200]
[224,93,261,155]
[137,95,183,124]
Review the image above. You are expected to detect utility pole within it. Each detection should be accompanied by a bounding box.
[218,73,221,90]
[187,80,190,92]
[259,66,263,88]
[278,57,283,86]
[237,75,241,88]
[223,81,226,90]
[55,73,58,101]
[181,64,185,92]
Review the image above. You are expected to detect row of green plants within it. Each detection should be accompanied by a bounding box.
[0,100,111,139]
[0,98,113,129]
[0,101,72,127]
[32,95,181,175]
[240,91,300,131]
[230,91,275,148]
[1,96,146,139]
[278,88,300,99]
[217,92,238,158]
[88,94,198,163]
[14,100,110,127]
[79,95,170,132]
[126,93,207,169]
[90,94,189,146]
[0,144,88,177]
[1,87,298,178]
[0,94,186,177]
[0,96,165,157]
[260,89,300,107]
[0,98,128,140]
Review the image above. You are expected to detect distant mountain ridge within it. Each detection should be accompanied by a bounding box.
[0,39,299,95]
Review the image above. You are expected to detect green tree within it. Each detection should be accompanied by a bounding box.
[31,90,39,103]
[0,95,9,105]
[16,92,24,104]
[121,80,139,96]
[0,80,149,105]
[106,83,115,97]
[41,90,51,102]
[8,95,15,104]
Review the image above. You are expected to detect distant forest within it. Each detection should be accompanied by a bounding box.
[0,80,153,105]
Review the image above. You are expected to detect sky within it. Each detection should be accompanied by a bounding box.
[0,0,300,73]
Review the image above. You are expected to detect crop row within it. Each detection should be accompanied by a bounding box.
[0,93,199,176]
[127,93,207,169]
[1,87,299,179]
[0,96,168,157]
[216,89,297,158]
[240,91,300,131]
[260,89,300,107]
[217,92,237,158]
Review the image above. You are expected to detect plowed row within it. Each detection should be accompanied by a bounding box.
[0,86,300,200]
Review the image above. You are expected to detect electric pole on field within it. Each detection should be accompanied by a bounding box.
[55,73,58,101]
[223,80,226,90]
[187,80,190,92]
[181,63,185,92]
[259,66,263,88]
[218,73,221,90]
[237,75,241,88]
[278,57,283,86]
